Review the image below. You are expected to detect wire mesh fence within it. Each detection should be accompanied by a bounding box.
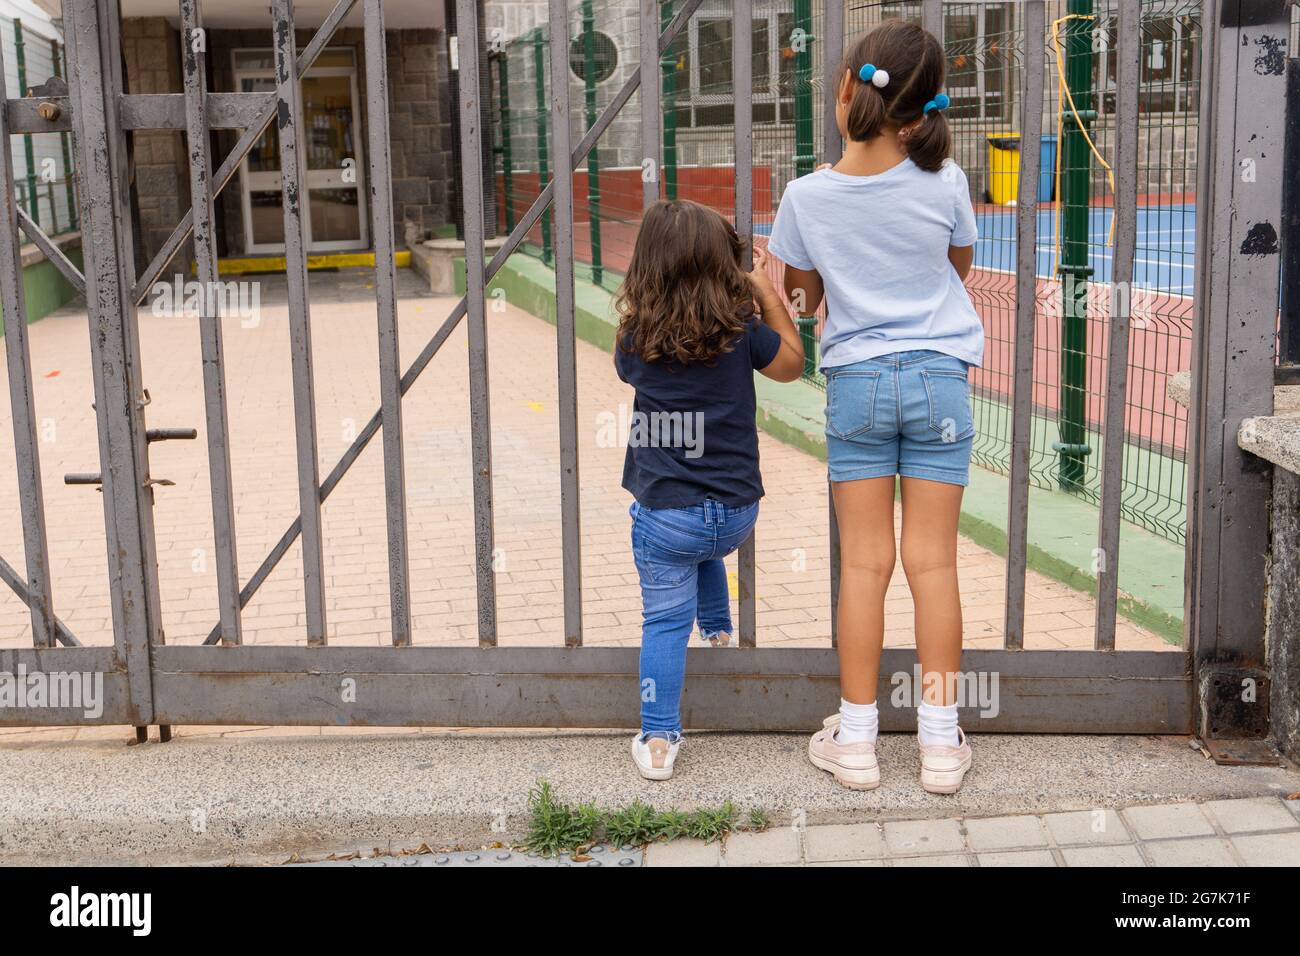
[0,15,78,238]
[491,0,1201,548]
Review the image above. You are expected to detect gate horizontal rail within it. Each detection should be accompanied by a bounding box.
[3,0,1286,737]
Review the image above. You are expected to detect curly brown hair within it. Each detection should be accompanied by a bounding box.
[614,199,753,366]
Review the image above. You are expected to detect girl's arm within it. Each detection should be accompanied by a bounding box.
[948,244,974,281]
[750,247,805,383]
[783,263,825,317]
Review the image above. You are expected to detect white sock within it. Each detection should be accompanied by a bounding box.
[917,701,960,747]
[834,698,878,745]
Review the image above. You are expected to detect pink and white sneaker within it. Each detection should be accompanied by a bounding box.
[919,727,972,794]
[808,725,880,791]
[632,734,679,781]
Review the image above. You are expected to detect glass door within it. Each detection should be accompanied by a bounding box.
[234,49,368,254]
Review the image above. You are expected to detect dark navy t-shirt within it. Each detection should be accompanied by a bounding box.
[614,318,782,508]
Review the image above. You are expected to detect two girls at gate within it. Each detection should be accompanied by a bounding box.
[616,21,980,794]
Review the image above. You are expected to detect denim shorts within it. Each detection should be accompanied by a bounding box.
[824,349,975,487]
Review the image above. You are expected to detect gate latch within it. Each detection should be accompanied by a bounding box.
[64,428,197,490]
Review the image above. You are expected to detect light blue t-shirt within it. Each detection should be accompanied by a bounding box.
[766,157,983,369]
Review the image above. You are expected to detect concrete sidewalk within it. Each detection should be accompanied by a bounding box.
[0,728,1296,865]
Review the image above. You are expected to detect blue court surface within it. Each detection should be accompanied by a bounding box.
[755,203,1197,297]
[972,204,1197,296]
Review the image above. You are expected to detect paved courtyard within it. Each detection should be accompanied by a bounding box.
[0,268,1170,651]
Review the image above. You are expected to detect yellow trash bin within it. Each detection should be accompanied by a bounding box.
[986,134,1021,205]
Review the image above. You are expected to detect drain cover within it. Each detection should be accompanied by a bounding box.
[295,845,643,868]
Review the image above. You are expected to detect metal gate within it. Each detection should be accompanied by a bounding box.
[0,0,1285,738]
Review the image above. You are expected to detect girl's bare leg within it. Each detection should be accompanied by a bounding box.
[899,477,965,706]
[831,476,898,704]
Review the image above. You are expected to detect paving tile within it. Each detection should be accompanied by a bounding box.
[803,822,886,862]
[964,814,1048,851]
[1044,809,1130,846]
[643,838,721,867]
[1060,844,1146,867]
[890,853,971,867]
[976,850,1057,867]
[884,819,966,856]
[1122,802,1215,840]
[723,828,801,866]
[1143,838,1237,867]
[1201,797,1300,835]
[1230,832,1300,867]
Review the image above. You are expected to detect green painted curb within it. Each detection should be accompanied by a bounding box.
[459,253,1185,643]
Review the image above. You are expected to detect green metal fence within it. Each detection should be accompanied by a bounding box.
[492,0,1200,549]
[1,16,78,237]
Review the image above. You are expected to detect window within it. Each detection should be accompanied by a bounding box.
[660,2,797,128]
[568,30,618,83]
[1098,11,1201,114]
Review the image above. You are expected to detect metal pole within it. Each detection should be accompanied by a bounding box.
[271,0,329,645]
[823,0,844,648]
[661,0,678,201]
[457,0,499,647]
[1093,0,1139,651]
[639,0,661,209]
[735,0,756,648]
[180,0,242,646]
[13,20,39,227]
[582,0,603,286]
[1055,0,1094,492]
[498,51,516,233]
[549,0,585,646]
[53,40,76,231]
[792,0,815,178]
[1004,0,1046,651]
[532,29,553,265]
[0,33,56,647]
[363,0,413,646]
[1279,57,1300,385]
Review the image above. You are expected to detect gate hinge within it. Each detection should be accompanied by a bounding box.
[1196,662,1277,765]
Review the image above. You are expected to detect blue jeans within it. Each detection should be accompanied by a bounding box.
[631,499,760,739]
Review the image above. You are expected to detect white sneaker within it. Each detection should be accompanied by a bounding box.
[919,727,972,794]
[631,733,679,780]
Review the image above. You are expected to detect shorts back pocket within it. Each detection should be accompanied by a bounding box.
[826,369,882,440]
[921,369,975,442]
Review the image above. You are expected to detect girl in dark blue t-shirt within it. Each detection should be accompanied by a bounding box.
[614,199,803,780]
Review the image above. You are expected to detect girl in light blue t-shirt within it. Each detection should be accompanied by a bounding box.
[767,20,981,796]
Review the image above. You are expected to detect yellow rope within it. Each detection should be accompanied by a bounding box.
[1048,13,1117,277]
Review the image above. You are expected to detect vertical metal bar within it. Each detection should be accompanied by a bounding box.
[922,0,944,42]
[1093,0,1139,651]
[0,36,56,648]
[1282,57,1300,384]
[1187,0,1284,717]
[531,30,553,265]
[581,0,602,286]
[457,0,499,647]
[13,20,39,228]
[639,0,661,208]
[734,0,756,648]
[822,0,845,646]
[792,0,815,178]
[180,0,242,646]
[52,40,77,231]
[362,0,413,647]
[498,51,516,233]
[822,0,844,167]
[63,0,158,723]
[661,0,679,200]
[548,0,584,647]
[272,0,328,645]
[1003,0,1044,651]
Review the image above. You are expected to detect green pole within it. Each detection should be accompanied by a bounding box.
[532,29,553,265]
[1055,0,1095,493]
[14,20,39,228]
[796,315,817,381]
[661,0,678,201]
[55,40,75,230]
[582,0,603,286]
[497,51,515,233]
[792,0,815,178]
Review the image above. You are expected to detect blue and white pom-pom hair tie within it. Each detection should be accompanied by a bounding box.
[924,92,951,114]
[858,63,890,88]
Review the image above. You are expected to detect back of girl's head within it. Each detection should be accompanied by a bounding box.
[840,20,950,172]
[615,199,751,365]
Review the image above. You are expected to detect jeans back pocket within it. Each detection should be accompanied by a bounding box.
[826,369,882,440]
[921,369,975,442]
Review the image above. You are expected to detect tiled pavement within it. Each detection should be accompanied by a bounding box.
[0,269,1170,653]
[645,796,1300,866]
